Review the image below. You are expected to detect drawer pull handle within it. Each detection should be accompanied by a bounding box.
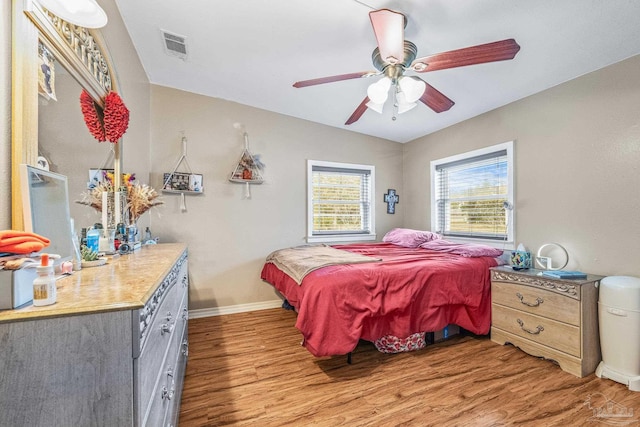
[161,385,175,401]
[517,318,544,335]
[516,293,543,307]
[160,323,174,336]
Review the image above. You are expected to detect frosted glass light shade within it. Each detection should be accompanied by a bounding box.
[38,0,108,28]
[398,76,426,103]
[365,100,385,114]
[367,77,391,104]
[396,92,417,114]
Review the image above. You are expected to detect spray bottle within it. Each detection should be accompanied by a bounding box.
[33,253,56,306]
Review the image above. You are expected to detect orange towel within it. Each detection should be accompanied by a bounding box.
[0,230,50,254]
[0,230,50,244]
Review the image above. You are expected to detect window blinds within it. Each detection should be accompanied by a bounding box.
[434,149,508,240]
[311,166,371,235]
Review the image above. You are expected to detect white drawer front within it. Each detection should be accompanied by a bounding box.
[136,282,178,425]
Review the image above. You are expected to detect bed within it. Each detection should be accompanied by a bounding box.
[261,230,504,357]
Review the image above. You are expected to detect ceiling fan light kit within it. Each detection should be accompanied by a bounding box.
[292,8,520,125]
[399,77,426,104]
[365,100,384,114]
[366,77,391,104]
[38,0,108,28]
[395,92,417,114]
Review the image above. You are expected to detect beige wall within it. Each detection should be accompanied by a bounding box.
[149,85,404,309]
[1,2,11,229]
[404,54,640,277]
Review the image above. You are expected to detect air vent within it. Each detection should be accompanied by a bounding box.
[161,30,188,60]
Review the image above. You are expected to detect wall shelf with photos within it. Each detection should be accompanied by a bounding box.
[228,124,265,199]
[229,148,264,184]
[162,136,204,195]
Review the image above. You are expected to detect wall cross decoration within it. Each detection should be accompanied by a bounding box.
[384,189,399,214]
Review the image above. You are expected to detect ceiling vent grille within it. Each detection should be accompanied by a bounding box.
[161,30,188,60]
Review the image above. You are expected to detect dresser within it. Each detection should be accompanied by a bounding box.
[490,266,602,377]
[0,243,188,426]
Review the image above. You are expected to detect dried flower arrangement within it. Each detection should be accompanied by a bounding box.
[77,173,163,223]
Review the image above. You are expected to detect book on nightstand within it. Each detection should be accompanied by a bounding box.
[541,270,587,279]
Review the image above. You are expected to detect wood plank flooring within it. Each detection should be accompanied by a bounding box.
[179,308,639,426]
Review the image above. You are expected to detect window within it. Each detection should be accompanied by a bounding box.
[307,160,376,243]
[430,141,514,246]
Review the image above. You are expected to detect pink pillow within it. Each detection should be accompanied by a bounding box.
[419,239,504,258]
[382,228,441,248]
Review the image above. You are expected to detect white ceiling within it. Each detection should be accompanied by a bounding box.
[113,0,640,143]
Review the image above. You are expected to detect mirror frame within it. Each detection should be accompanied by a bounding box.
[11,0,118,229]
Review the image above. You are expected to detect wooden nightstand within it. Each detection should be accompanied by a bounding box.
[490,266,603,377]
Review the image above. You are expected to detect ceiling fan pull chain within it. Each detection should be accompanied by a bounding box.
[392,86,398,121]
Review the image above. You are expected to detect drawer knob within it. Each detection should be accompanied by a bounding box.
[517,318,544,335]
[160,323,175,336]
[516,293,544,307]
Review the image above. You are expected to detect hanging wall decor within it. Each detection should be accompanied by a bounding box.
[80,89,130,143]
[384,189,399,214]
[229,123,264,199]
[162,134,204,212]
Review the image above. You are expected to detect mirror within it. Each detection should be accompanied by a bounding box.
[37,52,114,224]
[20,164,74,265]
[11,0,118,229]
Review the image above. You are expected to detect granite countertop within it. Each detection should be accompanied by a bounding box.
[0,243,187,323]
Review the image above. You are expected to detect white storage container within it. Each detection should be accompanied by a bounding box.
[595,275,640,391]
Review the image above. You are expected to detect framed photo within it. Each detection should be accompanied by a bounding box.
[189,174,204,192]
[38,43,57,101]
[88,168,114,189]
[163,172,204,193]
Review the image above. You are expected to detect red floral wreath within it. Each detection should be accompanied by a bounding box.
[80,89,130,143]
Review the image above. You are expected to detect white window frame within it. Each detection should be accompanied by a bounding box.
[430,141,515,248]
[307,160,376,243]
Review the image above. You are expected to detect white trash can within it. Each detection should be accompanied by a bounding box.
[595,275,640,391]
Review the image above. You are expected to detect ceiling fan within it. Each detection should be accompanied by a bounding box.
[293,9,521,125]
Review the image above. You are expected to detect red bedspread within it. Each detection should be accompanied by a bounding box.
[261,242,497,357]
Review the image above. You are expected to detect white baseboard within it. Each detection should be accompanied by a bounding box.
[189,300,283,318]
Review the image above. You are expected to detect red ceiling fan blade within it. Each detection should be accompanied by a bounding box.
[411,39,520,73]
[415,78,455,113]
[293,71,377,88]
[369,9,405,65]
[345,97,370,125]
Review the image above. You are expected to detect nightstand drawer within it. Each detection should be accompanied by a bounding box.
[492,281,580,326]
[492,304,581,357]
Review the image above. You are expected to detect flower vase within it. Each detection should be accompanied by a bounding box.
[101,189,127,230]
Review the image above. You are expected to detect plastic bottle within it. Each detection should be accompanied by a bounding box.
[33,253,56,306]
[86,227,100,253]
[70,218,82,271]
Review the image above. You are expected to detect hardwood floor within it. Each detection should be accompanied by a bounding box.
[179,308,638,426]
